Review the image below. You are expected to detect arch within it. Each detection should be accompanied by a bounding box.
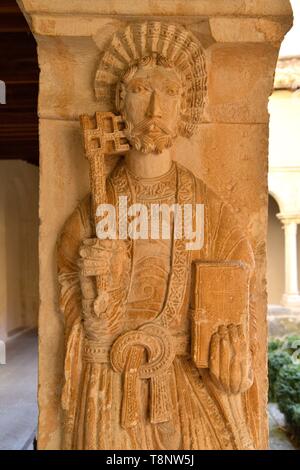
[268,188,283,215]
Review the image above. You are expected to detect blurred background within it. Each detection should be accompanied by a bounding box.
[0,0,299,451]
[266,0,300,451]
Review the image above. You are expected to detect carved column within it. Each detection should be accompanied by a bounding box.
[17,0,292,450]
[277,214,300,309]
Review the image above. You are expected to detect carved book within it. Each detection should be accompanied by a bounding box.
[192,261,250,369]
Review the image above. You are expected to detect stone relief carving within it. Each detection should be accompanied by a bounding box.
[57,21,258,450]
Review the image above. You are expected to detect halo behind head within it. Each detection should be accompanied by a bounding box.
[95,22,207,137]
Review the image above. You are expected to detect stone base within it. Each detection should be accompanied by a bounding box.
[281,294,300,311]
[268,304,300,337]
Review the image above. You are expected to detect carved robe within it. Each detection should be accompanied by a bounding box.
[57,161,259,450]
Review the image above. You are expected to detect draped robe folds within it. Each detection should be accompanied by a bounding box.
[57,161,259,450]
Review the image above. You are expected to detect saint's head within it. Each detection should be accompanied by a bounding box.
[115,54,186,154]
[95,22,207,153]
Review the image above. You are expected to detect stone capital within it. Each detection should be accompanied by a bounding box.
[17,0,292,39]
[17,0,293,16]
[277,213,300,225]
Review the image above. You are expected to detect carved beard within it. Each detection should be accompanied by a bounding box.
[123,116,176,154]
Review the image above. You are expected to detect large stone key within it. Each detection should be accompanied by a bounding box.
[80,112,130,315]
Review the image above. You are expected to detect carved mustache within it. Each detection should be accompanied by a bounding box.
[130,118,172,136]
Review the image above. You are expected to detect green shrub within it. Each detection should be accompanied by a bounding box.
[275,363,300,412]
[268,350,293,402]
[275,363,300,443]
[268,338,283,353]
[288,404,300,431]
[268,336,300,443]
[281,335,300,358]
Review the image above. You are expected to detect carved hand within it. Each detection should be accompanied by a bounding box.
[78,238,130,290]
[78,238,130,343]
[208,324,253,395]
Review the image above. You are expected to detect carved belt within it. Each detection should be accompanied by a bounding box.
[83,324,189,428]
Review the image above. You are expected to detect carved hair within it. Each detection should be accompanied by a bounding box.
[95,22,207,137]
[115,53,187,131]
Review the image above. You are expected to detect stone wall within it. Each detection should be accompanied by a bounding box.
[0,161,39,341]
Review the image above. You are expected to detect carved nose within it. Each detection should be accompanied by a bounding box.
[146,91,162,118]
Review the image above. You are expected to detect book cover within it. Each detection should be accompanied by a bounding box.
[192,260,250,369]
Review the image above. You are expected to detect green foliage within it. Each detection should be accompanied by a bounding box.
[268,335,300,443]
[268,350,293,402]
[275,363,300,443]
[288,404,300,430]
[281,335,300,358]
[275,363,300,411]
[268,338,283,354]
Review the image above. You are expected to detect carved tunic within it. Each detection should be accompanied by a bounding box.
[125,165,175,328]
[57,161,259,450]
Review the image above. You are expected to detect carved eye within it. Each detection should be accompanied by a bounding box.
[133,85,143,93]
[165,87,179,97]
[131,84,150,94]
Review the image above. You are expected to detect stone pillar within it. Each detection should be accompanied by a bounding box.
[17,0,292,450]
[277,214,300,309]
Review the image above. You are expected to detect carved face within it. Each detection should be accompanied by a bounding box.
[120,65,183,154]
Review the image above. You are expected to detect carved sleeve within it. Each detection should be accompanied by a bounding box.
[204,188,260,444]
[206,190,256,352]
[205,189,255,272]
[57,195,92,337]
[192,180,257,364]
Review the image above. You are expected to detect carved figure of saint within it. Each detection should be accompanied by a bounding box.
[57,23,260,450]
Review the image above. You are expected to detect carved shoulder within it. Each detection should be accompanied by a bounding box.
[57,194,93,273]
